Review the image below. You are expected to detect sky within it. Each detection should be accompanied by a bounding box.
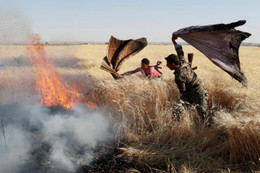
[0,0,259,43]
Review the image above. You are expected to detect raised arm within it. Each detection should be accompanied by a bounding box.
[172,35,185,64]
[172,35,178,45]
[172,35,184,56]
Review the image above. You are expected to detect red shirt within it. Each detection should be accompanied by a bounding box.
[136,66,161,78]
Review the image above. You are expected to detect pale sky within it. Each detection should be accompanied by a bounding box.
[0,0,259,43]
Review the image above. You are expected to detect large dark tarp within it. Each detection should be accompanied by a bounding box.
[101,36,147,79]
[172,20,251,86]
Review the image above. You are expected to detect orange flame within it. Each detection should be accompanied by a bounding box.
[26,35,89,110]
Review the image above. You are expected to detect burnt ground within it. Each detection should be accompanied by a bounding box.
[18,142,148,173]
[18,142,149,173]
[0,104,143,173]
[78,143,159,173]
[78,144,132,173]
[78,140,175,173]
[18,142,133,173]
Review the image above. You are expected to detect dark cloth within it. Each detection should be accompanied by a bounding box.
[172,20,251,86]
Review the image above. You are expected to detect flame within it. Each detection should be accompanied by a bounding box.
[26,35,91,109]
[86,101,95,109]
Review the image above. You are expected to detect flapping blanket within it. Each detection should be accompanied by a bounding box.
[101,36,147,79]
[172,20,251,86]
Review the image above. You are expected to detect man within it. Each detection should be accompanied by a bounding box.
[165,35,208,121]
[119,58,162,79]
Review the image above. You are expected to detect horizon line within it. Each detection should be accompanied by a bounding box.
[1,42,259,46]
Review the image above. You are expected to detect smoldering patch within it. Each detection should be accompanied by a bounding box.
[0,103,114,172]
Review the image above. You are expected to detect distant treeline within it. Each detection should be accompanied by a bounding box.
[1,42,259,46]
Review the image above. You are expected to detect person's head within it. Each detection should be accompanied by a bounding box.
[141,58,150,69]
[165,54,180,70]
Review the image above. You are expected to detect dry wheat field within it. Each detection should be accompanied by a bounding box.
[0,44,260,172]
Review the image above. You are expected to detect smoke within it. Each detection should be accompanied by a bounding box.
[0,9,32,44]
[0,122,31,173]
[0,103,114,173]
[0,17,110,171]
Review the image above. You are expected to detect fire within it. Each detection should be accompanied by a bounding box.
[26,35,91,109]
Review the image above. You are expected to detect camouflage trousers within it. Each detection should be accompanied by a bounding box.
[172,89,208,121]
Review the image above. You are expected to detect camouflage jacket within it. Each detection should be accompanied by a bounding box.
[174,44,206,102]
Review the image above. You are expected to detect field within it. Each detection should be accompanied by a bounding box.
[0,44,260,172]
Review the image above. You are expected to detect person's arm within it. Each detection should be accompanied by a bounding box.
[172,35,184,57]
[172,35,185,64]
[121,68,140,76]
[172,35,178,46]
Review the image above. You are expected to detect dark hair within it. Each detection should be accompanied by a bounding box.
[165,54,180,65]
[141,58,150,65]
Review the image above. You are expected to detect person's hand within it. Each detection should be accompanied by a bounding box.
[156,61,162,65]
[118,73,123,77]
[115,73,123,77]
[172,35,178,42]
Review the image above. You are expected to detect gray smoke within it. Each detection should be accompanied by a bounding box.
[0,9,32,44]
[0,121,31,173]
[0,103,114,173]
[0,10,111,171]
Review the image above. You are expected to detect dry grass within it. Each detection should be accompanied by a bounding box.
[0,44,259,172]
[92,75,260,172]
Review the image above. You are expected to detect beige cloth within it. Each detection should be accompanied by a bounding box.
[100,36,147,79]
